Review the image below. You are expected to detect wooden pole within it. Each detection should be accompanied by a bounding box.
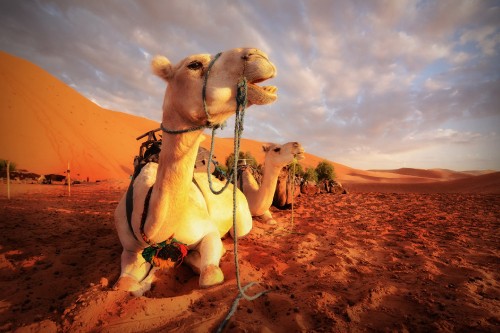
[67,161,71,197]
[6,160,10,200]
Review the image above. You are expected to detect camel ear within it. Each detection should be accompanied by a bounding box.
[152,55,173,81]
[262,144,271,153]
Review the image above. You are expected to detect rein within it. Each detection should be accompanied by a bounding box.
[146,50,267,329]
[191,53,267,304]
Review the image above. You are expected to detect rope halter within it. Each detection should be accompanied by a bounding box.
[160,52,224,134]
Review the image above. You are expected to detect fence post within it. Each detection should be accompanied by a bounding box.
[6,160,10,199]
[67,162,71,197]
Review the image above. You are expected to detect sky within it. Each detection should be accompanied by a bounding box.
[1,0,499,171]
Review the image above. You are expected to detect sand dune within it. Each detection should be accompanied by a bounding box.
[369,168,472,180]
[0,52,160,180]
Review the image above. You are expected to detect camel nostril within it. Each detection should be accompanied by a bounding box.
[242,49,264,61]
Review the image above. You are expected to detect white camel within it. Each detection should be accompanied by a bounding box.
[238,142,304,224]
[114,48,277,296]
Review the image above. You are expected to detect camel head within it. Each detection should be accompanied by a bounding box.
[152,48,277,131]
[262,142,305,169]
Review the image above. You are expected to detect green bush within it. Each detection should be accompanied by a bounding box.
[315,160,336,182]
[289,160,304,177]
[225,151,258,175]
[303,167,318,183]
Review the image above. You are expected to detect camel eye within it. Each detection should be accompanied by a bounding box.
[187,61,203,70]
[273,147,281,153]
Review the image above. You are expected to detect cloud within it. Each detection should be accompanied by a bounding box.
[404,128,483,145]
[424,78,447,91]
[460,25,499,56]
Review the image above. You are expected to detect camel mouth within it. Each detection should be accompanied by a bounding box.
[247,82,277,105]
[294,152,306,160]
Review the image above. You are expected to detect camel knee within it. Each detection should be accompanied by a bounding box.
[119,250,153,285]
[198,232,223,267]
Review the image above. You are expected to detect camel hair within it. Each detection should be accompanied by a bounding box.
[238,142,304,224]
[114,48,277,296]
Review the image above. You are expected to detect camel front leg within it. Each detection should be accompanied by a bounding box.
[197,231,224,288]
[114,250,156,296]
[184,246,226,275]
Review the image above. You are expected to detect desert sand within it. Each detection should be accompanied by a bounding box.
[1,181,499,333]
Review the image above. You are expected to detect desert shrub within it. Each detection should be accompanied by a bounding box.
[0,159,16,172]
[303,167,318,183]
[216,164,228,175]
[288,160,304,177]
[315,160,336,182]
[225,151,258,175]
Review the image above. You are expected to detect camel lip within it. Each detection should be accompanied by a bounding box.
[248,82,278,98]
[250,77,268,84]
[294,152,306,160]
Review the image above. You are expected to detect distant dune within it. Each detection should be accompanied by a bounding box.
[0,51,497,193]
[368,168,473,180]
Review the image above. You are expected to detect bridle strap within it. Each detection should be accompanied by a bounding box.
[160,122,206,135]
[202,52,222,123]
[161,52,223,134]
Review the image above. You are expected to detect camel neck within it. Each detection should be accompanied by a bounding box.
[247,163,282,216]
[143,129,203,242]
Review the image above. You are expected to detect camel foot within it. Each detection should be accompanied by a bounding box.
[266,218,277,225]
[113,276,150,297]
[199,265,224,289]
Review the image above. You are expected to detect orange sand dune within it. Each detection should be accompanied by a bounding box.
[0,51,159,180]
[344,171,500,194]
[369,168,472,181]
